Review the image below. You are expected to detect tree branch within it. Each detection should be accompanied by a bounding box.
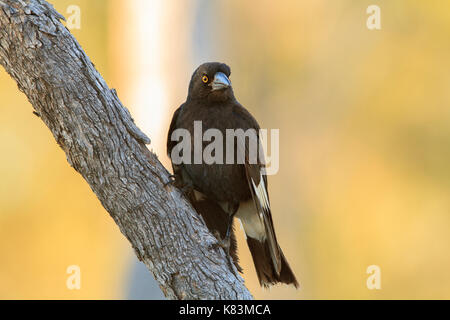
[0,0,252,300]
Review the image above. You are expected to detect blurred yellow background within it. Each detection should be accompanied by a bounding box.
[1,0,450,299]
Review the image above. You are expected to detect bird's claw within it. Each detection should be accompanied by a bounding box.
[211,230,230,250]
[164,175,176,187]
[165,175,194,198]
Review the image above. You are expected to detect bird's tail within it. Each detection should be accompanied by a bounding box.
[246,236,299,288]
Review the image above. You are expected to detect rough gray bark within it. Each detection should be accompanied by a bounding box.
[0,0,252,300]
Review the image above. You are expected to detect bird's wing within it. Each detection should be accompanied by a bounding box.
[232,104,282,275]
[244,161,282,275]
[166,104,183,158]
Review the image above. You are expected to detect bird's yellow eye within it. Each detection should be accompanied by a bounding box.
[202,75,209,83]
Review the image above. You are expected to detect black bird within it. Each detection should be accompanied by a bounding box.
[167,62,298,288]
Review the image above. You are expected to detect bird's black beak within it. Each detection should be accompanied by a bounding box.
[210,72,231,91]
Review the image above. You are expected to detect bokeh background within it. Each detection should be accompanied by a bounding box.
[1,0,450,299]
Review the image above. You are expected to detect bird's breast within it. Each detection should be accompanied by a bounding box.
[175,101,253,202]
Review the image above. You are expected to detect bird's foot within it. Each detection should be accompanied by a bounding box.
[211,230,230,250]
[165,175,193,195]
[164,174,177,187]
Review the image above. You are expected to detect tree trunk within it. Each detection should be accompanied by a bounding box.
[0,0,252,300]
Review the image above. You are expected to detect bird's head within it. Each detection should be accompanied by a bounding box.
[187,62,234,103]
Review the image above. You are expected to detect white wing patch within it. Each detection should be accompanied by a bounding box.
[236,169,272,243]
[251,172,270,214]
